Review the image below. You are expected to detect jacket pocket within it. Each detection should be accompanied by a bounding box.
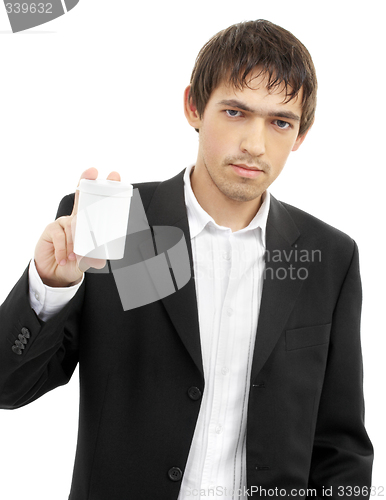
[285,323,331,351]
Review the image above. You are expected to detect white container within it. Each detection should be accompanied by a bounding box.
[73,179,133,260]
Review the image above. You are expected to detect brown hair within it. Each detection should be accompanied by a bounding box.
[189,19,317,137]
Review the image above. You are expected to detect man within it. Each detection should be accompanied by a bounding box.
[0,19,373,499]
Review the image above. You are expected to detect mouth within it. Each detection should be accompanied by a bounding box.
[230,164,264,178]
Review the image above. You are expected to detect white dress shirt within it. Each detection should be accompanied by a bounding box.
[178,165,270,499]
[28,166,270,498]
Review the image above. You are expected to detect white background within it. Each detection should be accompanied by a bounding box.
[0,0,384,498]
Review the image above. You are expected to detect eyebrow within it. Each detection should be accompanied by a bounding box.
[217,99,301,122]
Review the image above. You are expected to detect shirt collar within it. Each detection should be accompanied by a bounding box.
[183,164,271,247]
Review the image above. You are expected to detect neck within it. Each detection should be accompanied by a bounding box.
[190,166,263,232]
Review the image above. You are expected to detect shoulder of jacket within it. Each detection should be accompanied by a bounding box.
[132,181,162,212]
[278,199,356,256]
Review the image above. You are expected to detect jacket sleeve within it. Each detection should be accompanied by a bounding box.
[309,241,373,497]
[0,194,84,409]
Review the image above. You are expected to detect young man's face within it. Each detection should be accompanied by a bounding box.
[185,70,308,205]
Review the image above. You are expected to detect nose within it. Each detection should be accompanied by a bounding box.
[239,119,266,158]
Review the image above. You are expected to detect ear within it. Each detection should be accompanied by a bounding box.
[184,85,202,130]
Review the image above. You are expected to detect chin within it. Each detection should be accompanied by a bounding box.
[221,186,263,203]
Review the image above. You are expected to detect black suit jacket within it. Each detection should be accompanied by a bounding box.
[0,169,373,499]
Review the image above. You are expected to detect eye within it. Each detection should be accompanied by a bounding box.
[273,119,291,129]
[225,109,243,118]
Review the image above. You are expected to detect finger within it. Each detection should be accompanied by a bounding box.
[106,171,121,182]
[78,167,99,185]
[71,168,99,216]
[51,220,69,266]
[76,255,107,273]
[63,215,75,259]
[56,216,76,262]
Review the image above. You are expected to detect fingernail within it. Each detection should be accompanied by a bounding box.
[59,259,67,266]
[68,253,76,261]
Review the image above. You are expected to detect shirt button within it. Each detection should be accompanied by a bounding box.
[222,251,231,260]
[215,425,223,434]
[227,308,233,316]
[168,467,183,481]
[34,292,40,301]
[221,367,229,375]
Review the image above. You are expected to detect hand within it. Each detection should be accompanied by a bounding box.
[34,168,121,287]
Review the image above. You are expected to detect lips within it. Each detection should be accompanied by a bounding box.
[232,164,263,172]
[230,164,264,178]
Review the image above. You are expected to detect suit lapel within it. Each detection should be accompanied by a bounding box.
[145,170,204,377]
[250,196,308,383]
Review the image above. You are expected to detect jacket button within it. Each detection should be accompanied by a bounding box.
[187,387,202,401]
[18,334,28,344]
[15,340,25,349]
[21,327,31,339]
[12,345,23,355]
[168,467,183,482]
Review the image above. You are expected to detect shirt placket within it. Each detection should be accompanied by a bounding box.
[220,234,246,496]
[201,228,233,492]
